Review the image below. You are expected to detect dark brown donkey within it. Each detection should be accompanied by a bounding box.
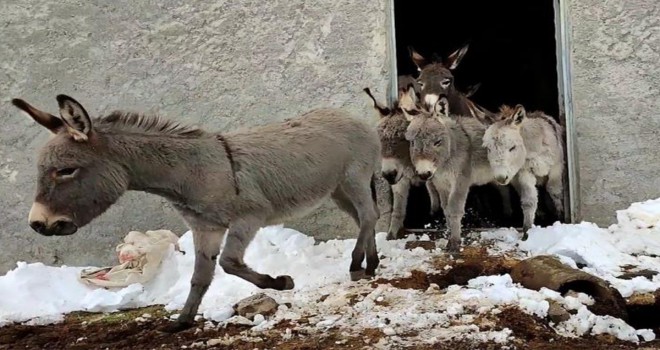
[11,95,381,332]
[409,44,494,122]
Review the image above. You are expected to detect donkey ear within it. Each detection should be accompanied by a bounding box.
[512,104,526,126]
[56,95,93,141]
[11,98,64,133]
[433,97,450,119]
[363,88,391,117]
[409,47,428,71]
[398,84,419,112]
[446,43,470,70]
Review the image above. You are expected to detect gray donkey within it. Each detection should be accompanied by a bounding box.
[363,85,440,240]
[404,97,500,253]
[363,81,483,240]
[481,105,565,238]
[12,94,381,332]
[409,46,512,221]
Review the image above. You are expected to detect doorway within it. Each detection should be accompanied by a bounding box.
[389,0,574,230]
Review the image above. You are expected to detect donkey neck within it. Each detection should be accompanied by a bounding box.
[106,132,230,201]
[447,92,472,116]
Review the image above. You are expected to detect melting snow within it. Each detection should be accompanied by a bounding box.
[1,198,660,345]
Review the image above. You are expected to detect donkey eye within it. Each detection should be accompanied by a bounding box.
[441,79,452,87]
[434,140,443,147]
[509,146,517,152]
[55,167,79,178]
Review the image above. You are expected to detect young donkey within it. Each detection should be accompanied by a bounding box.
[12,95,381,332]
[404,97,500,253]
[410,46,512,220]
[364,80,482,240]
[481,105,565,238]
[363,84,441,240]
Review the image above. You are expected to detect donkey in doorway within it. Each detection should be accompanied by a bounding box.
[364,81,483,240]
[409,45,512,222]
[409,44,491,119]
[481,104,565,238]
[404,97,500,253]
[12,95,381,332]
[363,85,440,240]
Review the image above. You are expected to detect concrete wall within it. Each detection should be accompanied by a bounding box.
[568,0,660,225]
[0,0,392,273]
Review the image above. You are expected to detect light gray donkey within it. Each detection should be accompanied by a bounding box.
[481,105,565,238]
[404,97,500,253]
[11,94,381,332]
[363,85,440,240]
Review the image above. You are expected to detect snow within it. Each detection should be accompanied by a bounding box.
[2,197,660,345]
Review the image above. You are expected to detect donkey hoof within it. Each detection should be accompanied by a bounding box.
[274,275,295,290]
[386,232,397,241]
[350,269,372,281]
[446,240,461,254]
[158,320,194,334]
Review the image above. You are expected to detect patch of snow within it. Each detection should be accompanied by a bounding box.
[2,198,660,345]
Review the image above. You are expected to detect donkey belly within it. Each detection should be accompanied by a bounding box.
[265,192,332,225]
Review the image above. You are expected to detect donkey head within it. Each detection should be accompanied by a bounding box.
[482,104,527,185]
[409,44,469,110]
[404,96,452,181]
[12,95,129,236]
[363,86,420,185]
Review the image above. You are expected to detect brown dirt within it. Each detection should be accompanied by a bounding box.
[4,246,660,349]
[371,246,516,291]
[4,305,659,350]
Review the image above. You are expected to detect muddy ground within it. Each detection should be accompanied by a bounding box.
[3,244,660,350]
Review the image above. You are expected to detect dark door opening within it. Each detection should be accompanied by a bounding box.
[394,0,565,230]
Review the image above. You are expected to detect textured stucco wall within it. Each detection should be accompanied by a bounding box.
[0,0,392,273]
[569,0,660,225]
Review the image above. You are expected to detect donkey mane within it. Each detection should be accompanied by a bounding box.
[95,111,205,138]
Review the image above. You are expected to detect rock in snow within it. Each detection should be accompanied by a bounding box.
[233,293,279,320]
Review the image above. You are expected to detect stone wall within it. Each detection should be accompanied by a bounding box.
[568,0,660,224]
[0,0,391,273]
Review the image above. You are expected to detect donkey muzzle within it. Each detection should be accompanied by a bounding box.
[382,170,400,185]
[416,171,432,181]
[29,219,78,236]
[495,175,510,185]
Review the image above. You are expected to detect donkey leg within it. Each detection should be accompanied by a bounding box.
[546,167,565,221]
[445,181,470,254]
[426,180,441,216]
[219,218,295,290]
[388,180,410,240]
[331,187,360,226]
[511,171,538,240]
[340,179,380,281]
[163,229,225,333]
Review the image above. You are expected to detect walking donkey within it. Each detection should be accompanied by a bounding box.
[409,45,513,222]
[480,105,565,239]
[404,96,500,253]
[12,95,381,332]
[364,77,481,240]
